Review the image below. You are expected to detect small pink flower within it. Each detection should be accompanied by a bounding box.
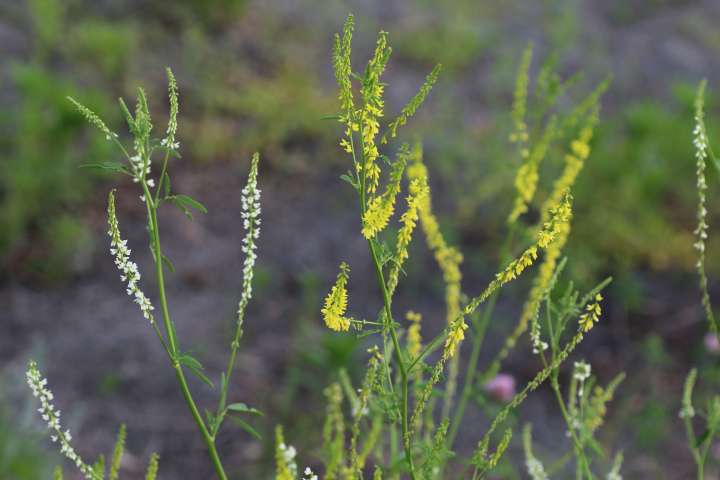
[484,373,516,403]
[705,332,720,355]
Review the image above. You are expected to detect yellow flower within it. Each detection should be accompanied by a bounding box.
[579,293,603,332]
[443,318,468,360]
[387,178,428,294]
[322,263,351,332]
[406,311,422,359]
[406,143,463,325]
[361,153,406,239]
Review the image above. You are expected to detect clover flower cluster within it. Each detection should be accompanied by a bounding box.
[578,294,602,333]
[275,429,298,480]
[160,67,180,151]
[387,178,428,294]
[302,467,318,480]
[322,262,351,332]
[361,156,406,239]
[573,360,592,397]
[406,148,463,328]
[107,191,155,324]
[526,458,549,480]
[238,153,261,317]
[26,361,97,480]
[694,91,710,259]
[692,80,717,334]
[129,154,154,192]
[406,311,423,359]
[529,301,549,354]
[68,97,119,142]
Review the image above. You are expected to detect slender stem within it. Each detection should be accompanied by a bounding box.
[368,239,416,479]
[447,294,496,447]
[547,365,592,480]
[447,225,516,450]
[144,186,228,480]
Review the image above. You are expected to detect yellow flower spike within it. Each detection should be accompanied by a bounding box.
[387,177,429,294]
[508,116,558,224]
[406,311,423,359]
[322,263,352,332]
[359,30,392,195]
[443,317,469,361]
[405,142,463,326]
[361,152,407,239]
[578,293,603,332]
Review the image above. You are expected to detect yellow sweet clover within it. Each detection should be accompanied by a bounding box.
[508,117,557,223]
[442,192,574,360]
[406,143,463,326]
[360,31,391,195]
[406,311,422,359]
[578,293,603,332]
[361,153,406,239]
[382,64,442,144]
[443,317,469,361]
[322,263,352,332]
[332,15,355,123]
[387,177,429,294]
[514,109,598,353]
[508,43,532,150]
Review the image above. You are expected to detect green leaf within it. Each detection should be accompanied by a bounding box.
[320,114,342,121]
[169,194,208,220]
[162,172,171,198]
[340,173,358,189]
[118,97,136,133]
[227,402,264,416]
[161,254,175,274]
[80,162,130,175]
[227,416,262,440]
[177,353,214,388]
[695,428,711,448]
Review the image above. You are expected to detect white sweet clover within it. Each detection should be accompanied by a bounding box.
[573,360,592,398]
[278,442,297,478]
[107,191,156,324]
[694,92,709,258]
[606,452,624,480]
[238,153,261,320]
[67,97,119,142]
[526,457,549,480]
[530,301,548,354]
[26,361,100,480]
[160,67,180,151]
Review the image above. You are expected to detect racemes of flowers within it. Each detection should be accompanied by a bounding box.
[107,190,155,324]
[300,14,618,480]
[26,361,98,480]
[28,68,264,480]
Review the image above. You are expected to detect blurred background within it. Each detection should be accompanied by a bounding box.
[2,0,720,478]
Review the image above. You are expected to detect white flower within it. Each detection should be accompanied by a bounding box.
[303,467,319,480]
[237,154,261,323]
[26,361,99,480]
[107,191,156,324]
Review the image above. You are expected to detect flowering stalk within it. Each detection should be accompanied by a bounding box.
[26,362,100,480]
[69,69,265,480]
[214,152,262,434]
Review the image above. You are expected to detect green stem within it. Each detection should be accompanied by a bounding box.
[446,294,496,447]
[145,187,228,480]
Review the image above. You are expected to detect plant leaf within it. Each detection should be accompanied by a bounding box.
[227,402,264,416]
[177,353,214,388]
[227,416,262,440]
[80,162,130,175]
